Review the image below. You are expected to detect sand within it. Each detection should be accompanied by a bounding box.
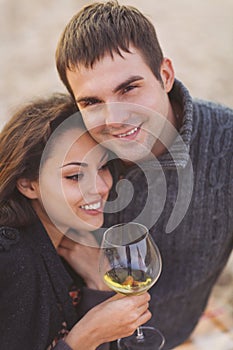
[0,2,232,347]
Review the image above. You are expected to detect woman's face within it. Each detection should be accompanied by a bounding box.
[34,128,113,232]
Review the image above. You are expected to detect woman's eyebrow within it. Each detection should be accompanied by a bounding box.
[61,152,109,168]
[60,162,88,168]
[100,151,109,163]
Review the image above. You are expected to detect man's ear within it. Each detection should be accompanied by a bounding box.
[16,178,39,199]
[160,58,175,93]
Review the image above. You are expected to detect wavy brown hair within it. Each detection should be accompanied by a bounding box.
[56,0,164,97]
[0,93,80,228]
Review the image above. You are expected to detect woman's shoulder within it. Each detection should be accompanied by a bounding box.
[0,225,43,301]
[0,225,36,275]
[0,226,20,252]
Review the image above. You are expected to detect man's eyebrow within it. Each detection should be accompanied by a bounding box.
[60,162,88,168]
[113,75,144,94]
[75,76,144,104]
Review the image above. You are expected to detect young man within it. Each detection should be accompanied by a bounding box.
[56,1,233,349]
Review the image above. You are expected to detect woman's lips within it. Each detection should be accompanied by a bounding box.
[80,200,103,215]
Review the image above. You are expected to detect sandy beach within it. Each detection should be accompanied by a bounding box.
[0,1,232,348]
[1,0,233,124]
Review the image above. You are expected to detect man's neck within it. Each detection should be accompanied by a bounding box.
[122,102,181,169]
[151,100,180,158]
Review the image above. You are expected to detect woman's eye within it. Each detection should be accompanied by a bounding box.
[65,173,84,181]
[80,98,100,109]
[99,162,109,171]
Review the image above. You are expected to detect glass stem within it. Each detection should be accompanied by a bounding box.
[136,326,144,340]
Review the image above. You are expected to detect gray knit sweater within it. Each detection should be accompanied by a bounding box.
[103,80,233,349]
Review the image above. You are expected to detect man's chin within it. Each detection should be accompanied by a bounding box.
[115,148,154,163]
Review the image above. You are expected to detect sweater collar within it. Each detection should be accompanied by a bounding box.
[23,219,73,287]
[23,219,78,326]
[150,79,193,169]
[159,79,193,168]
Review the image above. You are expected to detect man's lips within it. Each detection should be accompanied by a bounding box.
[112,126,141,139]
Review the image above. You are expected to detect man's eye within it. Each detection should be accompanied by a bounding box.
[122,85,137,94]
[65,173,84,181]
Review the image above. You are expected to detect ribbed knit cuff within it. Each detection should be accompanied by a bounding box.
[76,286,115,320]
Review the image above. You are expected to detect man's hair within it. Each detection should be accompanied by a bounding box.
[0,93,82,228]
[56,0,164,96]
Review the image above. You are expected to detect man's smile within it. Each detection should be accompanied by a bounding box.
[113,126,140,138]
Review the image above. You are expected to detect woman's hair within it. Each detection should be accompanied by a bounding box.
[0,93,82,228]
[56,0,164,97]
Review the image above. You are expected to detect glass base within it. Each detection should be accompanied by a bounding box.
[117,326,165,350]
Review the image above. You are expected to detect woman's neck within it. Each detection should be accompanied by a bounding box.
[41,219,64,249]
[31,200,64,249]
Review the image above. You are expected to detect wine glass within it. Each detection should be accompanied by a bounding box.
[99,222,165,350]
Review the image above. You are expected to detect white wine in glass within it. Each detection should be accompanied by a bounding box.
[99,222,165,350]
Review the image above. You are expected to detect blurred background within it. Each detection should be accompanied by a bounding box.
[0,0,232,348]
[1,0,233,124]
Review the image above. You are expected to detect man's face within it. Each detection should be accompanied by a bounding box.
[67,46,175,162]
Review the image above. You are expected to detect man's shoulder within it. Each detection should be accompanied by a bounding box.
[193,98,233,117]
[192,99,233,142]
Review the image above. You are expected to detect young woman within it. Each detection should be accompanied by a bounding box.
[0,93,151,350]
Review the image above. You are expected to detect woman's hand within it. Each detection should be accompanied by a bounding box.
[57,233,110,290]
[65,292,152,350]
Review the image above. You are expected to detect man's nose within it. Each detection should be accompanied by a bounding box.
[104,102,128,127]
